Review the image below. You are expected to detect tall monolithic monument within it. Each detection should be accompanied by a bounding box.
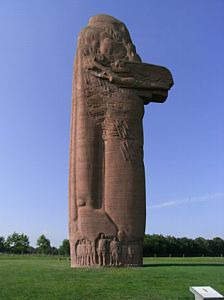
[69,15,173,267]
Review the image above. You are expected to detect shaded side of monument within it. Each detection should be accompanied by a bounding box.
[69,14,173,267]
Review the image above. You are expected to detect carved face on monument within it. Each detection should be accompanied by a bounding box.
[100,37,127,61]
[79,14,141,64]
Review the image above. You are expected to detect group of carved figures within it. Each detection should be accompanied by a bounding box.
[75,233,141,266]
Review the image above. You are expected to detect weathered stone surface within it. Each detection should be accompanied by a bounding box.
[69,14,173,267]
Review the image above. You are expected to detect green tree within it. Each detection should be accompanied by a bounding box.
[195,237,209,256]
[51,246,59,255]
[179,237,197,257]
[58,239,70,256]
[0,236,5,253]
[166,235,180,257]
[27,246,36,254]
[6,232,29,254]
[209,237,224,256]
[143,234,168,257]
[36,234,51,254]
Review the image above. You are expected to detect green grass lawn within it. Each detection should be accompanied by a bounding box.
[0,256,224,300]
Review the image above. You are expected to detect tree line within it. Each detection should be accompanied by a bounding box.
[0,233,70,256]
[143,234,224,257]
[1,233,224,257]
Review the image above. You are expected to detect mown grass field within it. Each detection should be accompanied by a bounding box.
[0,256,224,300]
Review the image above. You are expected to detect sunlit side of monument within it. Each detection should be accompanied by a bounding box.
[69,14,173,267]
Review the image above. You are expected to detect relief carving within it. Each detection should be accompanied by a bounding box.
[110,237,119,266]
[74,235,142,267]
[97,233,107,266]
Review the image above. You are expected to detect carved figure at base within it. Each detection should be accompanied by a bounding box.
[127,244,136,266]
[110,237,119,266]
[81,239,86,265]
[86,240,93,265]
[76,241,82,265]
[91,241,96,265]
[97,233,107,266]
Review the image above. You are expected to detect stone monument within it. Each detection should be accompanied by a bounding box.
[69,14,173,267]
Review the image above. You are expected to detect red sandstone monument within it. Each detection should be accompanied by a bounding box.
[69,14,173,267]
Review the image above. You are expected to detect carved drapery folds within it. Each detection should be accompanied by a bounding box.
[69,14,173,267]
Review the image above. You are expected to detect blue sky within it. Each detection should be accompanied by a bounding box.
[0,0,223,247]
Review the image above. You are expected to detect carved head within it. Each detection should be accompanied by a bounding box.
[99,233,105,239]
[79,14,141,63]
[77,14,173,104]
